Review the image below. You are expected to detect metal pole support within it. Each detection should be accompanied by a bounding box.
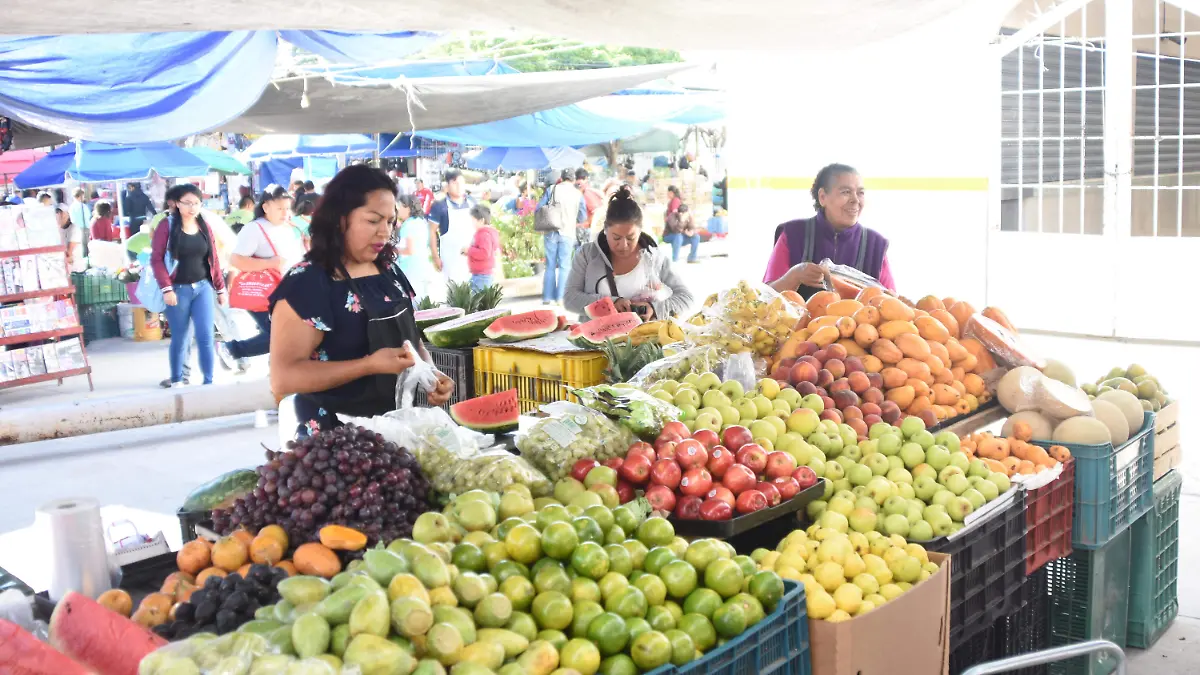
[962,640,1126,675]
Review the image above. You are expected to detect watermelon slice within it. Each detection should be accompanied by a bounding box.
[585,296,617,319]
[50,591,166,675]
[415,307,466,332]
[425,308,512,348]
[483,310,559,343]
[0,619,92,675]
[570,312,643,347]
[451,389,520,433]
[557,315,568,330]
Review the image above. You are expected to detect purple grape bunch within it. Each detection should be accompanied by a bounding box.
[211,426,434,547]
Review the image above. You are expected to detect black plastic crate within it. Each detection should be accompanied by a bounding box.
[426,345,474,412]
[950,624,997,675]
[927,490,1027,645]
[80,302,119,344]
[177,508,215,543]
[992,567,1051,675]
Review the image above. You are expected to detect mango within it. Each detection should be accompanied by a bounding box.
[391,597,435,638]
[277,576,332,607]
[331,624,352,657]
[516,640,561,675]
[364,549,410,586]
[315,584,371,625]
[344,633,416,675]
[459,641,505,670]
[349,590,391,638]
[433,605,477,644]
[292,612,332,659]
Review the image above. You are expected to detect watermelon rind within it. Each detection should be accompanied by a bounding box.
[451,389,520,433]
[51,591,166,675]
[425,308,512,348]
[483,310,559,343]
[576,312,642,346]
[416,307,466,332]
[585,296,617,319]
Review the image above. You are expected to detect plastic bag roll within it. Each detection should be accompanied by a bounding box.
[36,497,111,602]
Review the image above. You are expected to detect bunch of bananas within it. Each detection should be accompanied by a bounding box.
[629,319,687,346]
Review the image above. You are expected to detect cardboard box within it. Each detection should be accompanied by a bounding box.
[1154,402,1180,480]
[809,551,951,675]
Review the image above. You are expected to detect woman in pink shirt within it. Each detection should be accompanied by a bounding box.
[466,204,500,292]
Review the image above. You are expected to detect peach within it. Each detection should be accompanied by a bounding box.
[842,406,863,421]
[789,362,818,385]
[880,401,902,424]
[847,418,869,439]
[917,409,938,428]
[821,396,837,412]
[825,343,849,361]
[778,357,797,370]
[798,341,821,357]
[820,408,843,424]
[799,355,823,371]
[844,356,865,374]
[825,358,846,379]
[866,373,884,390]
[816,369,835,388]
[829,378,851,393]
[812,350,829,364]
[831,390,860,409]
[848,371,871,394]
[863,387,884,406]
[864,414,883,427]
[861,402,882,417]
[796,381,820,396]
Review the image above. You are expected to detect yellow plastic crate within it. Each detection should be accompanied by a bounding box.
[472,345,608,413]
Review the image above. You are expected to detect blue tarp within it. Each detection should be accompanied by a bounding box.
[331,59,517,83]
[241,134,377,160]
[378,134,440,158]
[13,141,211,189]
[418,104,658,148]
[466,146,585,171]
[258,158,303,189]
[279,31,440,64]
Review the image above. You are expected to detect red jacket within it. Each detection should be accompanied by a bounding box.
[467,226,500,275]
[150,217,227,295]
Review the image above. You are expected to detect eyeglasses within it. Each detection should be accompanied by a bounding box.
[177,200,202,209]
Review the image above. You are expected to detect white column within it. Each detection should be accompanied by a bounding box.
[1103,0,1134,338]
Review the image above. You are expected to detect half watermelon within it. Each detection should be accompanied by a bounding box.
[425,308,512,348]
[415,307,466,332]
[450,389,520,432]
[50,591,166,675]
[585,296,617,319]
[570,312,643,348]
[483,310,559,343]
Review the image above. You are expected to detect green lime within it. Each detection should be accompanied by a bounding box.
[531,591,574,631]
[748,571,785,612]
[597,572,630,603]
[605,586,648,620]
[664,628,696,666]
[712,601,748,638]
[731,593,766,626]
[480,573,498,594]
[533,563,572,595]
[664,600,683,625]
[532,557,563,578]
[505,524,543,565]
[483,541,509,571]
[496,517,526,542]
[604,545,633,577]
[451,543,487,573]
[632,574,667,606]
[500,575,536,611]
[571,600,605,639]
[584,505,615,534]
[507,611,539,641]
[667,537,689,559]
[492,560,530,584]
[536,629,569,651]
[586,612,629,656]
[636,517,675,548]
[682,588,722,619]
[560,638,601,675]
[660,560,699,600]
[629,630,672,671]
[645,605,676,632]
[643,547,678,575]
[570,577,602,604]
[536,505,572,531]
[474,592,514,628]
[683,539,727,574]
[621,541,649,570]
[732,555,758,579]
[570,542,610,580]
[704,559,745,599]
[604,525,627,546]
[677,613,717,651]
[599,653,638,675]
[628,571,646,583]
[572,516,605,545]
[612,505,640,534]
[541,521,580,561]
[624,617,652,642]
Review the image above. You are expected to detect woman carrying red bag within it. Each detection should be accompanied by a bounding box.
[221,186,308,371]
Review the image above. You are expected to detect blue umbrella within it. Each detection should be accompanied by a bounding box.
[13,140,211,189]
[466,146,586,171]
[240,134,377,160]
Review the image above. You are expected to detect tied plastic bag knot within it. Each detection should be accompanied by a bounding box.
[395,340,442,409]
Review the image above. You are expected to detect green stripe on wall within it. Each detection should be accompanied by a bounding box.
[728,176,989,191]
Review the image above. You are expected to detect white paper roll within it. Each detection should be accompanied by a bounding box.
[36,497,112,602]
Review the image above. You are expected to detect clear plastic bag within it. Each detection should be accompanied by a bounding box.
[626,344,721,387]
[395,340,442,409]
[447,449,553,497]
[571,384,682,439]
[963,313,1046,369]
[685,280,805,357]
[516,402,637,482]
[139,632,347,675]
[720,352,757,394]
[818,258,887,299]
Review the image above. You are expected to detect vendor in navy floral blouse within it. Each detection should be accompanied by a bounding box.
[269,165,454,439]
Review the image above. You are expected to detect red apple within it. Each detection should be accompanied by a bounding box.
[706,446,734,478]
[616,480,636,504]
[644,484,677,512]
[765,451,798,479]
[626,441,656,463]
[604,457,624,472]
[705,485,736,508]
[675,439,709,471]
[679,468,714,497]
[619,453,653,485]
[571,459,600,482]
[773,476,801,500]
[660,421,690,440]
[721,426,754,453]
[690,428,720,450]
[656,441,679,462]
[736,489,768,514]
[722,464,758,495]
[735,444,768,474]
[650,459,681,489]
[792,466,819,491]
[674,495,703,520]
[755,481,782,507]
[699,498,733,521]
[655,431,682,451]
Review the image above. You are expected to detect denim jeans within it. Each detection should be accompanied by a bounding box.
[227,311,270,359]
[470,274,494,293]
[542,231,573,303]
[664,232,700,262]
[164,281,216,384]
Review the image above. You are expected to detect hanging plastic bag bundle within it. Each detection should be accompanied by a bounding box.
[516,402,636,482]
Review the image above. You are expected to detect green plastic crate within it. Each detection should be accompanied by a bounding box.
[73,272,129,305]
[1126,470,1182,648]
[1045,527,1132,675]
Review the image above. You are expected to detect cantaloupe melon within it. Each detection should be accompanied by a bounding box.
[1040,358,1077,387]
[1035,378,1093,420]
[1090,399,1131,445]
[997,366,1043,413]
[1001,411,1055,441]
[1053,415,1112,445]
[1096,389,1144,433]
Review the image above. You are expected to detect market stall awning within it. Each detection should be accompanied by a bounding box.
[239,134,378,160]
[465,146,586,171]
[13,141,211,189]
[416,100,660,148]
[0,149,46,185]
[378,134,440,158]
[185,146,251,175]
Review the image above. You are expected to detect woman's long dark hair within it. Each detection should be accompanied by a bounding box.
[306,165,399,273]
[254,185,290,220]
[166,184,213,263]
[598,185,656,258]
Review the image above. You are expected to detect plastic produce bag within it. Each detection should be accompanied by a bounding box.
[516,402,637,482]
[447,448,553,497]
[395,340,443,409]
[720,352,757,394]
[818,258,887,299]
[341,406,492,492]
[138,631,350,675]
[963,313,1046,369]
[571,384,682,440]
[626,343,721,386]
[686,280,805,357]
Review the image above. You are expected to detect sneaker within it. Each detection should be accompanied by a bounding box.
[235,358,250,374]
[160,378,189,388]
[216,342,236,371]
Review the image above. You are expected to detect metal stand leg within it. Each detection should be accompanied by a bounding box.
[963,640,1126,675]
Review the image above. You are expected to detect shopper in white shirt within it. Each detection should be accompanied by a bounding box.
[55,204,86,273]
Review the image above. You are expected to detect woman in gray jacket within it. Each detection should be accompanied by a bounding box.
[564,186,695,322]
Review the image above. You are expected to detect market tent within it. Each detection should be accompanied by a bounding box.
[240,134,377,160]
[13,141,211,189]
[466,146,585,171]
[619,128,684,154]
[417,101,659,148]
[0,150,46,185]
[378,134,440,158]
[185,147,250,175]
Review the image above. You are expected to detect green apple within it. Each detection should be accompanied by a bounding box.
[774,433,796,454]
[933,431,960,453]
[896,483,915,500]
[800,394,825,414]
[962,488,986,511]
[913,476,940,502]
[899,443,925,470]
[787,408,820,436]
[682,372,702,388]
[834,489,856,503]
[899,416,925,439]
[733,398,759,423]
[754,378,779,400]
[807,458,826,478]
[869,422,894,440]
[822,478,835,500]
[931,489,955,508]
[824,461,846,482]
[701,389,730,409]
[772,399,793,415]
[946,496,974,523]
[943,473,970,496]
[849,508,878,534]
[807,432,831,454]
[847,463,873,487]
[749,420,779,444]
[948,452,970,473]
[887,456,904,472]
[807,500,827,521]
[839,426,859,449]
[922,504,947,522]
[986,472,1011,495]
[910,430,936,450]
[653,390,675,404]
[865,477,895,506]
[886,467,913,485]
[908,520,934,542]
[911,463,937,482]
[697,371,721,392]
[877,434,902,456]
[883,496,908,517]
[841,444,863,463]
[967,459,991,480]
[786,437,813,465]
[776,388,803,409]
[821,420,841,436]
[765,415,788,439]
[683,420,696,433]
[855,496,879,513]
[976,478,1000,502]
[699,407,722,423]
[673,389,700,409]
[694,411,722,433]
[719,379,746,401]
[929,512,955,537]
[938,465,965,485]
[905,502,924,526]
[924,446,952,472]
[859,439,878,456]
[752,395,774,418]
[716,406,740,426]
[827,496,855,517]
[882,514,910,538]
[863,453,890,476]
[678,404,698,420]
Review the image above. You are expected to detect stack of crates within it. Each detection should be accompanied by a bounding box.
[73,272,128,343]
[1126,469,1182,649]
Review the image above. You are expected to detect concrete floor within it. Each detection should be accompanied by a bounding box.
[0,251,1194,671]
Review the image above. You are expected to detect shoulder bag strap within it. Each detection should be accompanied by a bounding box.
[801,218,816,263]
[603,252,619,297]
[855,227,870,270]
[258,222,280,259]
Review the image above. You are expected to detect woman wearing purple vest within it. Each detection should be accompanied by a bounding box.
[763,164,896,299]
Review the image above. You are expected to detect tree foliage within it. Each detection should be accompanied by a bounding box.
[419,34,682,72]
